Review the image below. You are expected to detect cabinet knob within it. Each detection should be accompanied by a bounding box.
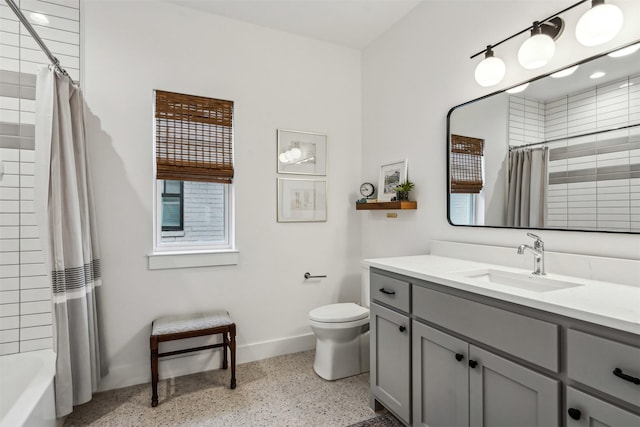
[568,408,581,420]
[468,360,478,368]
[399,325,406,333]
[455,353,464,362]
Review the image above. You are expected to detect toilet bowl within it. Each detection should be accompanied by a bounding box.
[309,302,370,380]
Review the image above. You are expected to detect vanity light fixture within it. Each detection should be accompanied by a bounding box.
[607,42,640,58]
[590,71,606,79]
[279,144,315,165]
[576,0,623,47]
[506,83,530,94]
[550,65,579,78]
[470,0,626,87]
[474,45,506,87]
[518,21,557,69]
[278,146,302,163]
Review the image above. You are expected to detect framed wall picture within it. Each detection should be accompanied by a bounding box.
[378,159,407,202]
[277,178,327,222]
[277,129,327,175]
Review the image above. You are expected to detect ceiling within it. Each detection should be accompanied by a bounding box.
[171,0,423,49]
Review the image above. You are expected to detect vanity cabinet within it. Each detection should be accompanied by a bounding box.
[412,321,559,427]
[370,302,411,424]
[369,266,640,427]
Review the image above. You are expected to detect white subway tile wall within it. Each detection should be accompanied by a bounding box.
[509,74,640,232]
[0,0,80,355]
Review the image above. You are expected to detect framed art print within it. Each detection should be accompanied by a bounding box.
[277,129,327,175]
[378,159,407,202]
[277,178,327,222]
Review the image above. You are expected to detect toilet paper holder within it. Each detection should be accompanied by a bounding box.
[304,272,327,279]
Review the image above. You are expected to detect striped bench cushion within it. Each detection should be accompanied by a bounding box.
[152,310,232,335]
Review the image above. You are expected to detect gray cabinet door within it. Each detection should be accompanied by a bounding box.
[412,321,469,427]
[469,345,560,427]
[566,387,640,427]
[370,302,411,424]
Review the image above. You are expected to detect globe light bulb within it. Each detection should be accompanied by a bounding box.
[506,83,529,94]
[551,65,579,78]
[608,43,640,58]
[518,31,555,70]
[290,147,302,161]
[576,1,623,47]
[279,153,288,163]
[474,47,506,87]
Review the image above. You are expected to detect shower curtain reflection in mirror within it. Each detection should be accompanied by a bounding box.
[507,147,548,228]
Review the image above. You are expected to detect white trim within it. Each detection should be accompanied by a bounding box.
[147,250,239,270]
[96,333,316,392]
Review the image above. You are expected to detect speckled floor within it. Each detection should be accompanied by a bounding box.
[63,350,401,426]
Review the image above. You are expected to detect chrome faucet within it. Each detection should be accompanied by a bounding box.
[517,233,546,275]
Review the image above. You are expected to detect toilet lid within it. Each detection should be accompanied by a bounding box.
[309,303,369,323]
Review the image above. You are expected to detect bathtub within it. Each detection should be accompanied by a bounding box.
[0,349,56,427]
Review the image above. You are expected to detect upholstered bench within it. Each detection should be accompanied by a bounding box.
[150,310,236,407]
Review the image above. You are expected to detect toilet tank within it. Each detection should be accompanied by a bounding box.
[361,264,370,308]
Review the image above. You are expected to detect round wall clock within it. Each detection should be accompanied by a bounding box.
[360,182,375,198]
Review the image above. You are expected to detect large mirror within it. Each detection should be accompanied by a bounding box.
[448,40,640,233]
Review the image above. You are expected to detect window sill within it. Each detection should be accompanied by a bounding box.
[148,250,239,270]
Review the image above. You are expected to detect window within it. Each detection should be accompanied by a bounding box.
[161,181,183,231]
[450,134,484,194]
[449,193,476,225]
[449,134,485,226]
[153,90,234,254]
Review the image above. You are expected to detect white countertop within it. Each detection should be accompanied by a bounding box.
[364,255,640,336]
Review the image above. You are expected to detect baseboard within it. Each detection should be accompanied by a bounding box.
[97,333,316,392]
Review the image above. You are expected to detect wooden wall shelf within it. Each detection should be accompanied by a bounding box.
[356,201,417,210]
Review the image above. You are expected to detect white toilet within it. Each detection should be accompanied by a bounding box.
[308,266,370,380]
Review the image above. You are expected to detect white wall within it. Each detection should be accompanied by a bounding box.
[361,0,640,260]
[83,1,362,390]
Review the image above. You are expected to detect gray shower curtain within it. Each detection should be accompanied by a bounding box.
[35,67,105,417]
[506,147,548,228]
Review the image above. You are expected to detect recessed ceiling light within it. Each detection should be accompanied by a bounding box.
[29,12,49,25]
[590,71,605,79]
[608,43,640,58]
[550,65,579,78]
[506,83,530,94]
[619,82,634,89]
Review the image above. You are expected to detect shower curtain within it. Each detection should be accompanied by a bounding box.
[35,66,105,417]
[506,147,548,228]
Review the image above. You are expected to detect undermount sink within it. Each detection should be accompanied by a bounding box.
[455,268,585,293]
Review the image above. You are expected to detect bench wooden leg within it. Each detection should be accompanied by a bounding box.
[150,335,159,407]
[230,323,236,389]
[222,332,228,370]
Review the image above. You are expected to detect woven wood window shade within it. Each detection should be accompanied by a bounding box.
[155,90,234,184]
[451,134,484,194]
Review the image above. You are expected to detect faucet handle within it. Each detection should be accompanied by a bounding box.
[526,232,544,249]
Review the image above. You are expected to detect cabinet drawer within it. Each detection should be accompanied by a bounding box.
[566,387,640,426]
[413,285,559,372]
[567,329,640,408]
[370,271,410,313]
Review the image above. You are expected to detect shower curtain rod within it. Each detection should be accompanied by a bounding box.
[4,0,73,81]
[509,123,640,151]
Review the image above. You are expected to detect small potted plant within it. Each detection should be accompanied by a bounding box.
[394,180,415,201]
